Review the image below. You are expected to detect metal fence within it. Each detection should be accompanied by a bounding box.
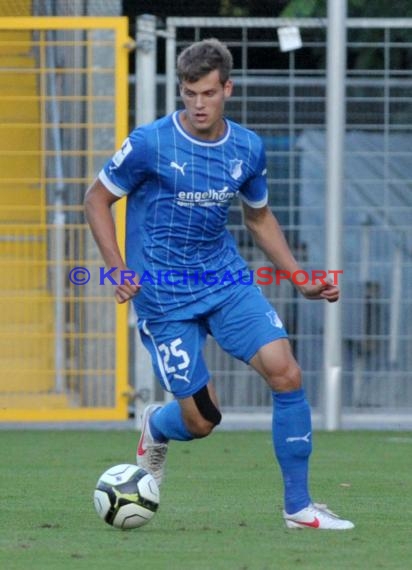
[0,17,130,421]
[134,16,412,427]
[2,13,410,426]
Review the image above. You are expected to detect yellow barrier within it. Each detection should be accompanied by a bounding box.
[0,17,130,421]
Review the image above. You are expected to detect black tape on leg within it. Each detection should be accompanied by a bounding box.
[193,385,222,426]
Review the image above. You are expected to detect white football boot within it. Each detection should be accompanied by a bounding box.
[136,404,168,487]
[283,502,355,530]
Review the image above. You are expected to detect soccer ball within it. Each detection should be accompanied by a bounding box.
[93,464,159,529]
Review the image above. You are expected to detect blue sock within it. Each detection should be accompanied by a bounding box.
[149,400,194,442]
[272,389,312,514]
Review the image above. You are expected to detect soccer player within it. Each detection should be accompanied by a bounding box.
[85,38,354,530]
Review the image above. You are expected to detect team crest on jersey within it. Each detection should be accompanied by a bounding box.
[266,310,284,329]
[229,159,243,180]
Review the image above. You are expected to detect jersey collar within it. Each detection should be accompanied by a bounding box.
[172,111,231,147]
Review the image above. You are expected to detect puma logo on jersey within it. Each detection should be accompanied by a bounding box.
[173,370,190,383]
[170,161,187,176]
[286,432,311,443]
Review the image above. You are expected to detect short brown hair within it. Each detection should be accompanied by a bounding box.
[177,38,233,85]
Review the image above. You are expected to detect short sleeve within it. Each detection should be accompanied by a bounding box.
[239,137,268,208]
[98,128,148,197]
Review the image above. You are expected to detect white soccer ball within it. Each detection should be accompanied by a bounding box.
[93,464,159,529]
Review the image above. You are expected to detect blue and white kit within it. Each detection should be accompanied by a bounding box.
[99,111,287,396]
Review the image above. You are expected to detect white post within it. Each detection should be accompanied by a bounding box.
[53,197,65,394]
[165,22,177,115]
[136,14,157,126]
[353,219,371,406]
[323,0,347,430]
[134,15,158,427]
[389,246,401,366]
[46,25,65,394]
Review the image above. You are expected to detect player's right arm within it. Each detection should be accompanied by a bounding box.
[84,178,140,304]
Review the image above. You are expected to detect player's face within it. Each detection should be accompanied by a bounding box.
[179,69,233,140]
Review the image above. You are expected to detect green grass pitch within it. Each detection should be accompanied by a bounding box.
[0,429,411,570]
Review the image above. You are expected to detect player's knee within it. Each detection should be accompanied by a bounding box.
[186,385,222,438]
[267,361,302,392]
[185,416,216,438]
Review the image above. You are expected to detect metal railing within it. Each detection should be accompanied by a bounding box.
[134,16,412,428]
[0,16,130,421]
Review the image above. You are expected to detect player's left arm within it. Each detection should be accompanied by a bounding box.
[242,203,339,303]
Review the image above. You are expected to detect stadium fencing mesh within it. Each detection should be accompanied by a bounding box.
[0,0,121,17]
[148,17,412,424]
[0,14,130,420]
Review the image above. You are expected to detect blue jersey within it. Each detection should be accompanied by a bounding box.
[99,111,268,320]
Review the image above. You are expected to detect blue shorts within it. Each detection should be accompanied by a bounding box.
[138,284,288,398]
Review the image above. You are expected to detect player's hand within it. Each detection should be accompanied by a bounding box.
[115,283,141,304]
[297,279,340,303]
[113,268,141,304]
